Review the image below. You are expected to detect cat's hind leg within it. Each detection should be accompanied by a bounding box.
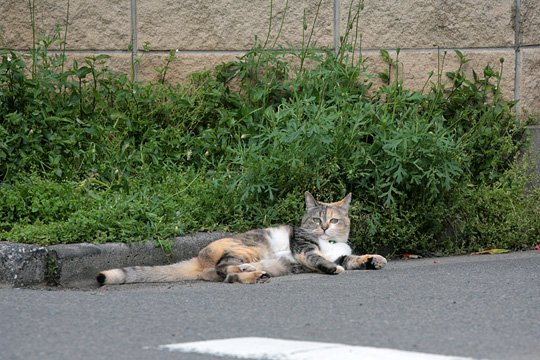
[196,238,270,284]
[224,271,271,284]
[221,262,270,284]
[336,254,387,270]
[220,258,293,283]
[215,254,270,284]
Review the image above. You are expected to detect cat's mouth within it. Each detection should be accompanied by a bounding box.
[319,232,346,243]
[319,233,331,241]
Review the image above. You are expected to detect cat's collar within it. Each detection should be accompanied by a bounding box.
[328,240,337,244]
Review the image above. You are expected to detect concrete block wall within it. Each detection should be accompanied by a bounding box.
[0,0,539,117]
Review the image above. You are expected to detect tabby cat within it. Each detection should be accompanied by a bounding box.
[97,192,387,285]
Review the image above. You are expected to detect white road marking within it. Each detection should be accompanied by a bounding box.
[157,337,479,360]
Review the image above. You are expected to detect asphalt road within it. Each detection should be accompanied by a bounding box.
[1,251,539,360]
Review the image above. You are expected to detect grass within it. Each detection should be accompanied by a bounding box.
[1,8,539,257]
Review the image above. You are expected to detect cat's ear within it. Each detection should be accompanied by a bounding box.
[304,191,319,209]
[335,193,352,211]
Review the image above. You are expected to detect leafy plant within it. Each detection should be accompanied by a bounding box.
[1,5,538,256]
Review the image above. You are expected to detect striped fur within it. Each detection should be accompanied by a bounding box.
[97,192,386,285]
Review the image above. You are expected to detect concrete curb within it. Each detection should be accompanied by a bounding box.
[0,232,231,288]
[0,242,48,287]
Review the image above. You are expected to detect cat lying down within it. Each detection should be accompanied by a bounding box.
[97,192,387,285]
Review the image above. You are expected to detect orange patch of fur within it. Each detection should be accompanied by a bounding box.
[349,255,369,267]
[198,238,267,266]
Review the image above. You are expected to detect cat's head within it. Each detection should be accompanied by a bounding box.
[300,191,351,243]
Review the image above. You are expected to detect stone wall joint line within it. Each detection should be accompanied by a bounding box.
[333,0,340,56]
[514,0,522,113]
[130,0,138,82]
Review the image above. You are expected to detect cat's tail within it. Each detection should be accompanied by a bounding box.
[96,257,203,285]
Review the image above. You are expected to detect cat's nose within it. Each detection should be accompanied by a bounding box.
[321,224,329,231]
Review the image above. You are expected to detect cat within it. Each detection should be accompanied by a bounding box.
[96,192,387,285]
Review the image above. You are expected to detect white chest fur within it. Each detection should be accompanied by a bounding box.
[266,226,352,263]
[267,226,296,261]
[318,239,352,262]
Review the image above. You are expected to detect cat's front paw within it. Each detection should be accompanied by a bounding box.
[367,255,387,270]
[333,265,345,274]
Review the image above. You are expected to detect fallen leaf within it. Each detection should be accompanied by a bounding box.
[534,245,540,251]
[471,249,511,255]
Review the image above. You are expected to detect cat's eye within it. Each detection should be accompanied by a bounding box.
[312,217,322,224]
[330,218,339,224]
